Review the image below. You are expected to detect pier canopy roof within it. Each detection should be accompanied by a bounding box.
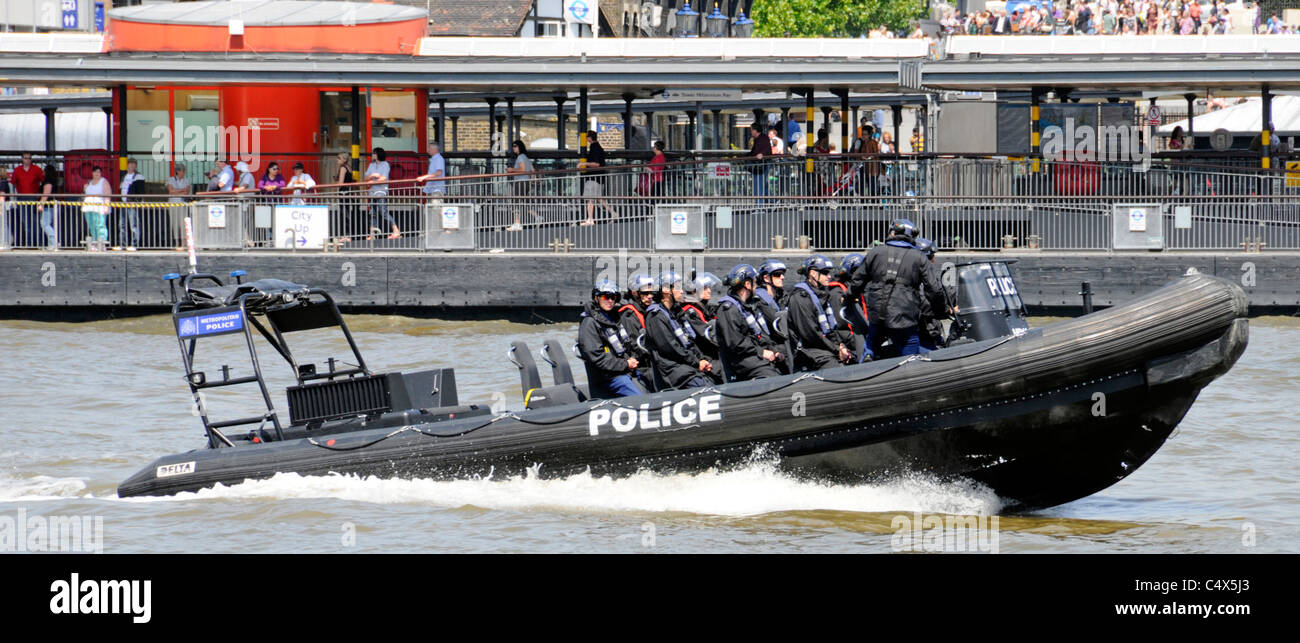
[106,0,427,55]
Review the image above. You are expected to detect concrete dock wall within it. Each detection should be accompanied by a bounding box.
[1,251,1296,314]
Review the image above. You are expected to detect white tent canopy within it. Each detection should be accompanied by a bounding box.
[1158,96,1300,135]
[0,111,109,152]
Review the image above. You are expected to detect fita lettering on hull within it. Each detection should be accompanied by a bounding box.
[589,394,722,436]
[156,461,195,478]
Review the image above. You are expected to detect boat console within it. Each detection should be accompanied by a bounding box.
[164,270,488,448]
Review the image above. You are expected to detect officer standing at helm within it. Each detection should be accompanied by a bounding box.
[848,219,949,359]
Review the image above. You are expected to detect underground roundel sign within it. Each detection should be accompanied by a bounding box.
[670,210,688,235]
[442,206,460,230]
[1128,208,1146,232]
[567,0,590,22]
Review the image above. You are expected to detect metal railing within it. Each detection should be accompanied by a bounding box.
[3,156,1298,252]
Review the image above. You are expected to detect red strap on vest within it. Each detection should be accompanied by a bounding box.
[826,281,867,329]
[618,304,646,329]
[681,303,708,323]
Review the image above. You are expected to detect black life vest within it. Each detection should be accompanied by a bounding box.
[793,282,834,336]
[717,295,769,339]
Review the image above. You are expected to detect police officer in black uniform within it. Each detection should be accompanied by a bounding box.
[848,219,948,359]
[714,264,784,381]
[679,272,722,363]
[828,253,867,362]
[753,259,787,331]
[787,255,855,371]
[754,259,790,373]
[914,237,956,352]
[577,279,646,398]
[617,273,657,389]
[644,270,716,389]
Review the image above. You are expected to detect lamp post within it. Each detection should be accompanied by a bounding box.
[675,2,699,38]
[705,3,728,37]
[732,9,754,38]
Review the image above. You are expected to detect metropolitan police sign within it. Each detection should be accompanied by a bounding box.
[564,0,597,25]
[176,307,246,338]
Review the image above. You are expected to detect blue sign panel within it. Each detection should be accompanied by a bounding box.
[94,2,105,33]
[62,0,79,30]
[176,308,246,338]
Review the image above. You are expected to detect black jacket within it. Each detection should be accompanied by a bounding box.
[787,281,840,355]
[577,300,634,382]
[848,239,947,331]
[825,281,860,343]
[714,294,781,380]
[645,303,708,389]
[677,298,717,360]
[752,287,784,340]
[918,264,957,345]
[618,302,654,386]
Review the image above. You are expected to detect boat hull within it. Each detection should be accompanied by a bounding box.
[119,273,1248,510]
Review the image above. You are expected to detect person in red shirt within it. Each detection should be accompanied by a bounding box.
[11,153,43,193]
[11,153,44,246]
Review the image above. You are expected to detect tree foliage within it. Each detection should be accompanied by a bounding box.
[751,0,929,38]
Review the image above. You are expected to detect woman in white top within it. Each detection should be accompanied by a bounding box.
[83,166,111,251]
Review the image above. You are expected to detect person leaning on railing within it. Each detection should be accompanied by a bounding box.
[166,164,192,251]
[284,162,315,206]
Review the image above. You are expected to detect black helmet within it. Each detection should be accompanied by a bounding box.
[592,278,620,301]
[889,218,919,242]
[758,259,788,280]
[839,253,865,278]
[627,273,657,295]
[915,237,936,259]
[693,272,723,294]
[724,264,759,290]
[658,270,684,290]
[798,254,834,275]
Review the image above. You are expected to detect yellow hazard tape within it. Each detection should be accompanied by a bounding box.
[5,199,190,208]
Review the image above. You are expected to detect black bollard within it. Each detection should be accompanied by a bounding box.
[1080,281,1094,314]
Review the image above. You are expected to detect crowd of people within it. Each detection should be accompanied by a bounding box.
[0,142,460,250]
[937,1,1259,37]
[577,218,954,398]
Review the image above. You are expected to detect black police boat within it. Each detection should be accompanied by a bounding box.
[118,264,1248,510]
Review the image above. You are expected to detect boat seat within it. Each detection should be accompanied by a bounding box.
[539,338,575,386]
[524,384,582,409]
[507,341,544,400]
